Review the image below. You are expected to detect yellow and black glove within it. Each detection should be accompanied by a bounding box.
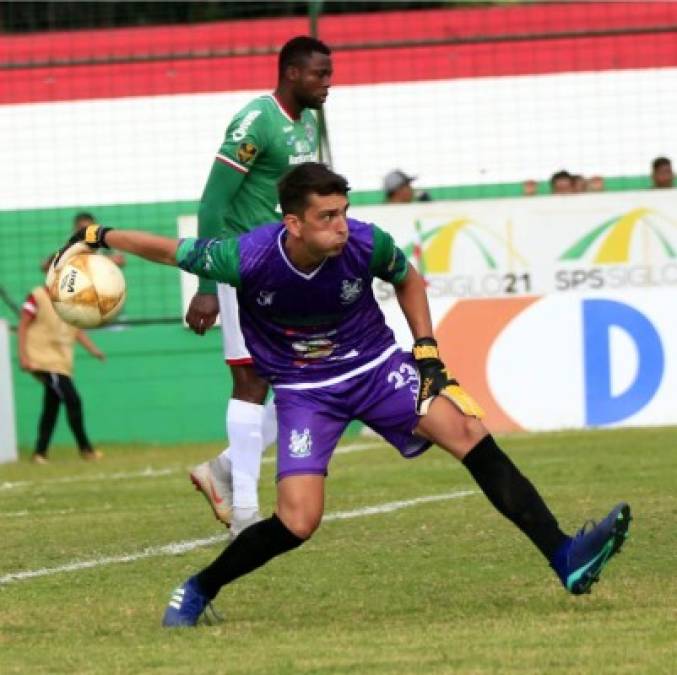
[413,337,485,418]
[48,224,114,287]
[51,224,113,269]
[77,223,112,249]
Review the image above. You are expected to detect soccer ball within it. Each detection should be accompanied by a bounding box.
[48,253,126,328]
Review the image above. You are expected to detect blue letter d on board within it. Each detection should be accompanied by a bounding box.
[584,299,664,425]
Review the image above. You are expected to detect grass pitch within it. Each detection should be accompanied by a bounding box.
[1,428,675,674]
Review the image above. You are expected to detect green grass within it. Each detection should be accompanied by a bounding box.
[1,428,675,674]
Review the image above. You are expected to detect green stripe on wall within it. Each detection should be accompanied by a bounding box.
[9,324,229,449]
[0,201,198,324]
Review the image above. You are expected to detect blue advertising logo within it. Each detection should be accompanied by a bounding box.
[583,299,664,425]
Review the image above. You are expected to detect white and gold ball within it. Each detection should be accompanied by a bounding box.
[48,253,126,328]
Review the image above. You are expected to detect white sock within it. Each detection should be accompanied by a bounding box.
[217,398,270,469]
[262,397,278,449]
[227,399,265,510]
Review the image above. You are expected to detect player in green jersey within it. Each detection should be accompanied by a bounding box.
[186,36,333,537]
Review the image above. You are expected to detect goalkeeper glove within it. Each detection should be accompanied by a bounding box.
[412,337,485,418]
[51,224,113,269]
[72,223,112,250]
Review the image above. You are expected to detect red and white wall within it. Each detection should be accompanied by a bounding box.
[2,3,677,210]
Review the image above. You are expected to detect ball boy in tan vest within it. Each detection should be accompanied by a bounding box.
[18,286,105,463]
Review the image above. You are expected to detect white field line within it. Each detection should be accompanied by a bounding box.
[2,505,116,518]
[0,442,382,492]
[0,480,30,490]
[0,467,177,491]
[0,489,476,585]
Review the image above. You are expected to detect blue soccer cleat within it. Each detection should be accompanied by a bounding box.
[552,502,631,595]
[162,576,211,627]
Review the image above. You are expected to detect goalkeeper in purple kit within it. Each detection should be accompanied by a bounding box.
[51,162,631,627]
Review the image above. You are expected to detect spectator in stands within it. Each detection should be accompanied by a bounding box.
[384,169,431,203]
[585,176,605,192]
[522,179,539,196]
[651,157,674,189]
[41,212,126,272]
[527,173,605,197]
[18,285,105,464]
[550,170,575,195]
[572,174,586,193]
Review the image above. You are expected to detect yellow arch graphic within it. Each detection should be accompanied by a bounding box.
[424,218,528,273]
[595,208,651,263]
[424,218,471,272]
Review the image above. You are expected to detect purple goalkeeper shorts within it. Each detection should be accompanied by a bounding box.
[274,349,432,481]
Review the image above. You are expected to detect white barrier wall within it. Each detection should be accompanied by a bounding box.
[4,67,677,209]
[180,188,677,433]
[0,319,18,462]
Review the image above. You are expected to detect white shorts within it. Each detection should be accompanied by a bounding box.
[217,283,252,365]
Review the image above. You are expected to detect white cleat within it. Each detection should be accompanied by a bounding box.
[229,509,262,542]
[189,458,233,526]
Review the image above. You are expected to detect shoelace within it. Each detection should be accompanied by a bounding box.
[573,519,597,540]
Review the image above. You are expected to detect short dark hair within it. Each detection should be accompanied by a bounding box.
[550,170,572,186]
[278,36,331,79]
[73,211,95,224]
[652,156,671,171]
[278,162,350,216]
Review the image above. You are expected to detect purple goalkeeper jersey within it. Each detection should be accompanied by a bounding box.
[176,218,409,387]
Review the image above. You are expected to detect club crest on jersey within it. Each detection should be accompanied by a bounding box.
[289,428,312,458]
[294,139,312,155]
[340,278,363,304]
[256,290,276,306]
[304,121,316,143]
[236,142,258,164]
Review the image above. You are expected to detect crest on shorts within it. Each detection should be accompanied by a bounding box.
[236,142,258,164]
[340,278,363,304]
[289,428,312,458]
